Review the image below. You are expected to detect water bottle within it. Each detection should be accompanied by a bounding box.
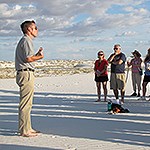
[107,102,112,111]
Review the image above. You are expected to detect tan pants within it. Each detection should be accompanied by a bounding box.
[132,72,142,92]
[16,71,35,135]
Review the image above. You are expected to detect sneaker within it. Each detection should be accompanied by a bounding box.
[130,92,137,96]
[116,99,120,105]
[137,93,140,97]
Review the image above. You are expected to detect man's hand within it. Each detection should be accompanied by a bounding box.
[36,47,43,56]
[26,47,44,62]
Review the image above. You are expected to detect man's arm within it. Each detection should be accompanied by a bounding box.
[114,59,123,65]
[107,54,116,63]
[26,55,44,62]
[108,53,125,65]
[26,47,44,62]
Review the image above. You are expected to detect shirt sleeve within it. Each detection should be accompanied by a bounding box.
[121,53,126,62]
[22,39,34,58]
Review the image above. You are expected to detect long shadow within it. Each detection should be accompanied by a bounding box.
[0,144,61,150]
[0,89,150,148]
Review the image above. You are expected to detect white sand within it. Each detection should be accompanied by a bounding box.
[0,72,150,150]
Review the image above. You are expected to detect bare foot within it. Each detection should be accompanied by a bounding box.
[95,99,101,102]
[30,129,41,133]
[21,132,38,137]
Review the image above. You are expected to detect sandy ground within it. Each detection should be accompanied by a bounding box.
[0,72,150,150]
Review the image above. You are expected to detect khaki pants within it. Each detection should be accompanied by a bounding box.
[16,71,35,135]
[132,72,142,92]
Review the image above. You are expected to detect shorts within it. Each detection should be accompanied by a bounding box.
[95,75,108,82]
[110,73,126,91]
[143,75,150,82]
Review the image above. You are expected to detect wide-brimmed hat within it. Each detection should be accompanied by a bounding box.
[132,50,141,57]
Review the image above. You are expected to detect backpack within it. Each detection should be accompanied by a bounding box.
[111,103,130,113]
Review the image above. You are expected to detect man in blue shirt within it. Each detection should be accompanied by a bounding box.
[107,44,126,104]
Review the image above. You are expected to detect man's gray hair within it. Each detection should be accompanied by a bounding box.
[114,44,121,49]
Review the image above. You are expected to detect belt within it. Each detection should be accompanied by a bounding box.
[17,68,34,72]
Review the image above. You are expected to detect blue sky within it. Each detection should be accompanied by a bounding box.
[0,0,150,61]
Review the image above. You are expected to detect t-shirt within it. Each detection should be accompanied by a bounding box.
[130,58,142,73]
[15,34,35,70]
[110,53,126,73]
[144,60,150,76]
[94,59,108,76]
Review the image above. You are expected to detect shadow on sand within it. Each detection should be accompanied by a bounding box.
[0,144,61,150]
[0,89,150,148]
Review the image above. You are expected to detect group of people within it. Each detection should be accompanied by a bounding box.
[94,45,150,104]
[94,44,126,104]
[15,20,150,137]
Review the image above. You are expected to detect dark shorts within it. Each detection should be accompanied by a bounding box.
[95,75,108,82]
[143,75,150,82]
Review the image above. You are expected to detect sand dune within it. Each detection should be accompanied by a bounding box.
[0,60,94,79]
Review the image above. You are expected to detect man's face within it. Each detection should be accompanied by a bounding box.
[114,46,121,54]
[29,23,38,37]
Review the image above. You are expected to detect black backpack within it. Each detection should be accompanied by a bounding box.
[111,103,130,113]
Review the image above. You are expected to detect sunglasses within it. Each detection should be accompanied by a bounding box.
[34,26,38,30]
[114,48,119,50]
[32,26,38,30]
[98,54,104,56]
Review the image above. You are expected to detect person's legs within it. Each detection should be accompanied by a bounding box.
[116,73,126,103]
[110,73,119,100]
[110,73,116,90]
[120,90,125,103]
[96,82,101,101]
[131,73,136,94]
[138,75,150,100]
[113,89,119,99]
[102,81,107,101]
[19,81,34,134]
[142,81,148,97]
[17,71,35,136]
[136,73,142,96]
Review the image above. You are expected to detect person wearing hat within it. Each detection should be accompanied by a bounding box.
[127,50,143,97]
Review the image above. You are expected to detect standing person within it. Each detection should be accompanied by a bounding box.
[127,50,143,97]
[94,51,108,102]
[107,44,126,104]
[139,48,150,100]
[15,20,44,137]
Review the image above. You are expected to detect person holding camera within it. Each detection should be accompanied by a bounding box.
[94,51,108,102]
[127,50,143,97]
